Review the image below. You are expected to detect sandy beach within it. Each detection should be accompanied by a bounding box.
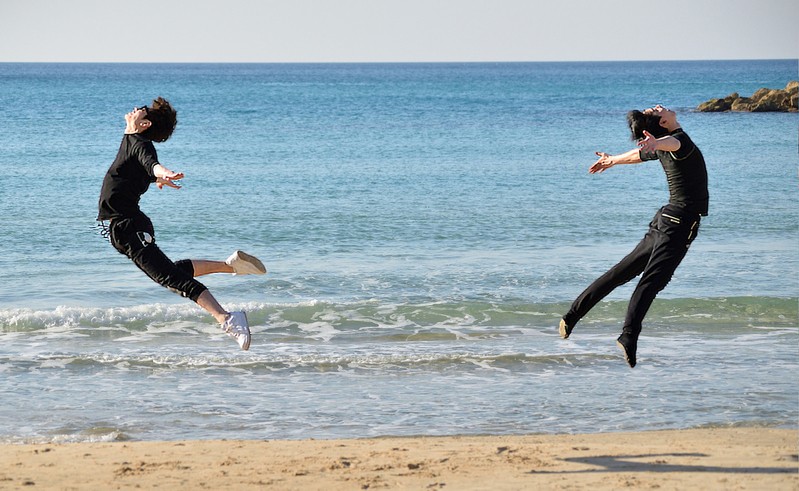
[0,428,795,490]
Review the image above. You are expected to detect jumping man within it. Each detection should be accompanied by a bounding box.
[559,105,709,367]
[97,98,266,350]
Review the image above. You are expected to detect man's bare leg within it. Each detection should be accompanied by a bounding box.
[190,252,266,277]
[196,290,229,325]
[191,260,234,277]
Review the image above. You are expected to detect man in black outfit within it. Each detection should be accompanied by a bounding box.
[559,105,709,367]
[98,98,266,350]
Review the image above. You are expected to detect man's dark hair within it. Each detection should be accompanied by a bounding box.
[626,110,668,141]
[142,97,177,143]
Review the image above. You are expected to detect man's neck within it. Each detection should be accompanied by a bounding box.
[664,122,681,133]
[124,121,140,134]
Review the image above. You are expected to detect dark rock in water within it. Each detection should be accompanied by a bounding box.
[697,81,798,112]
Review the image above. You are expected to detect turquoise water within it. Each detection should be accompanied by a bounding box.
[0,60,797,443]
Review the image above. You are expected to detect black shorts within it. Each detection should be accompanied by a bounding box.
[109,214,208,302]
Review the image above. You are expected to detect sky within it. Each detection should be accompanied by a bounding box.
[1,0,797,63]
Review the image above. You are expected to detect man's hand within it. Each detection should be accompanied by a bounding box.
[637,130,659,154]
[638,131,681,154]
[589,152,614,174]
[153,164,184,189]
[156,173,184,189]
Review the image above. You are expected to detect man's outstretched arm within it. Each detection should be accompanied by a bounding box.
[588,148,643,174]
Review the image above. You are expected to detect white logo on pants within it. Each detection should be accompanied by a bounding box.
[137,231,154,248]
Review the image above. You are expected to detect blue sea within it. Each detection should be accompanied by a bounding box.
[0,60,797,443]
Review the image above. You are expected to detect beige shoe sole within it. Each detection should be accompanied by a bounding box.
[227,250,267,275]
[558,319,571,339]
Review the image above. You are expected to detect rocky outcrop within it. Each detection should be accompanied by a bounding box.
[697,81,798,112]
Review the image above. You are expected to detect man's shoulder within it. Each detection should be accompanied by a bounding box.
[668,129,700,160]
[124,133,157,154]
[670,128,693,143]
[126,133,153,145]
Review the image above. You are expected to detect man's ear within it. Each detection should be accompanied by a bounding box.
[139,119,152,130]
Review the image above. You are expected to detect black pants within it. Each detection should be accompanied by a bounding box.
[109,214,208,302]
[563,205,700,336]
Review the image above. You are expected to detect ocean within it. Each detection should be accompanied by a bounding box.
[0,60,796,443]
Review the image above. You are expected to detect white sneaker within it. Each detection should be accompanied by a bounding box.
[222,311,251,350]
[225,250,267,275]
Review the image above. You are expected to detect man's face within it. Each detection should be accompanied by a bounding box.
[125,106,150,130]
[644,105,677,128]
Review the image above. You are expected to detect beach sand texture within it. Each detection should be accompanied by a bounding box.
[0,428,795,490]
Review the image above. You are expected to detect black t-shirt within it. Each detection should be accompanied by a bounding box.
[639,129,709,216]
[97,134,159,220]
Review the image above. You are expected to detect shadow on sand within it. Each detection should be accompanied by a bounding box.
[529,452,798,474]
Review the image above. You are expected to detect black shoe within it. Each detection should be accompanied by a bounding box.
[559,318,574,339]
[616,332,638,368]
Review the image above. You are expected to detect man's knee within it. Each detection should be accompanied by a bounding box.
[175,259,195,277]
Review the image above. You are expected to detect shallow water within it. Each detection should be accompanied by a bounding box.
[0,60,796,442]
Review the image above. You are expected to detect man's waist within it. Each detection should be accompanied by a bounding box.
[663,202,705,219]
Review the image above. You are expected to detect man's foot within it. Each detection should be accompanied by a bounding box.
[616,332,638,368]
[223,311,251,350]
[226,250,267,275]
[559,318,574,339]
